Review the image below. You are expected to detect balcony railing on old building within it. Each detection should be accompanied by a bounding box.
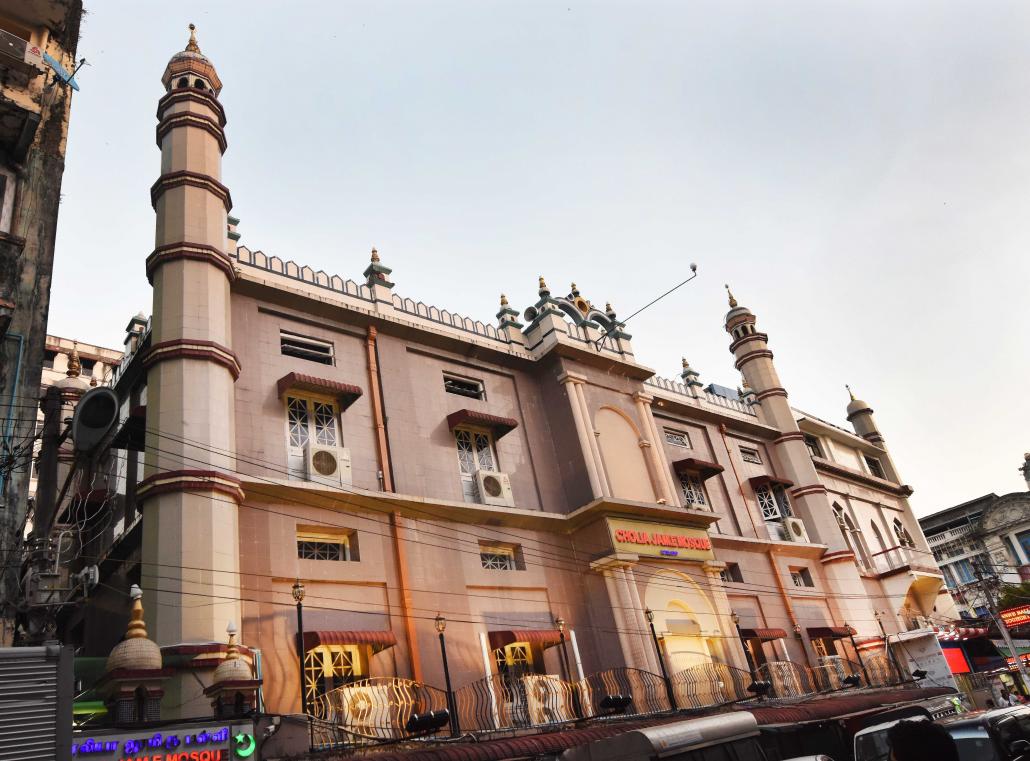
[308,657,912,750]
[869,545,941,576]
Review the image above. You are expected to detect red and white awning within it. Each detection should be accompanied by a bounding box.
[935,626,989,641]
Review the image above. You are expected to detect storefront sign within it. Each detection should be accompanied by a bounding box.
[72,724,254,760]
[607,518,714,561]
[1000,604,1030,630]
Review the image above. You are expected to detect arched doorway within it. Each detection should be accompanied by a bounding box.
[642,569,721,673]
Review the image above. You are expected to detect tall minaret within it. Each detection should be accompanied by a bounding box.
[724,287,874,632]
[845,385,901,482]
[138,25,241,715]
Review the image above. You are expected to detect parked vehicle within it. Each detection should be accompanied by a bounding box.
[853,706,1030,761]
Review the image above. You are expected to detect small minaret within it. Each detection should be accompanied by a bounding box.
[845,385,903,483]
[139,24,242,713]
[1021,453,1030,490]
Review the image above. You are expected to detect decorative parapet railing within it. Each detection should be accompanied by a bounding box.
[757,661,818,699]
[390,293,510,344]
[233,247,375,302]
[645,376,758,418]
[311,677,448,745]
[580,667,671,718]
[810,658,865,692]
[670,662,752,709]
[864,654,908,688]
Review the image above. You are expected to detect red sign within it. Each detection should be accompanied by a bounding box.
[1000,605,1030,629]
[613,528,712,551]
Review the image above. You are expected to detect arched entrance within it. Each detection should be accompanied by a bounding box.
[642,568,721,673]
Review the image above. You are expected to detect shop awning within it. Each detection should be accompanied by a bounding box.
[748,475,794,490]
[739,628,787,641]
[302,630,397,654]
[447,409,519,439]
[991,639,1030,659]
[807,626,856,640]
[488,629,563,651]
[936,626,989,641]
[672,457,724,481]
[277,372,363,410]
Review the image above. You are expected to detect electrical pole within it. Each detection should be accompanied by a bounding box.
[973,560,1030,689]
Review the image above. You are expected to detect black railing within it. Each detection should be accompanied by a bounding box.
[581,667,672,718]
[670,662,753,708]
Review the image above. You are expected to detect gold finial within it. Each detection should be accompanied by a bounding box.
[125,584,148,640]
[539,275,547,290]
[725,284,737,308]
[500,293,508,307]
[66,343,81,378]
[89,375,98,387]
[186,23,200,53]
[605,302,613,312]
[225,621,240,660]
[846,384,855,402]
[370,247,379,263]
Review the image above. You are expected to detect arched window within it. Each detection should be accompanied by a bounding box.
[892,518,915,548]
[194,78,207,89]
[834,503,873,570]
[870,520,886,553]
[177,77,188,88]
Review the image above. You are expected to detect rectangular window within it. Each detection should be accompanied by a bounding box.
[43,349,57,369]
[444,374,485,400]
[297,529,357,561]
[455,428,497,503]
[304,644,364,714]
[740,447,762,464]
[281,330,334,365]
[720,563,744,583]
[678,473,709,508]
[804,434,823,459]
[864,455,886,479]
[790,567,814,587]
[479,542,523,570]
[664,429,691,448]
[756,485,792,520]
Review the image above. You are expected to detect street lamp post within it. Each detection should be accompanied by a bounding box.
[845,622,871,686]
[732,611,758,680]
[435,614,460,737]
[555,617,581,717]
[645,608,678,711]
[292,580,307,716]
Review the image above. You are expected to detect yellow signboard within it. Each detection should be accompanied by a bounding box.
[607,518,715,561]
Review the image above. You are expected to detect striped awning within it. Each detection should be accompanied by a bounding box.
[936,626,989,641]
[302,630,397,654]
[277,372,363,409]
[748,474,794,490]
[739,628,787,642]
[807,626,856,640]
[488,629,563,651]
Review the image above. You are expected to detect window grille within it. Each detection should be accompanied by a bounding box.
[288,397,310,448]
[757,486,779,520]
[313,401,338,446]
[804,434,823,458]
[281,331,334,364]
[298,539,350,561]
[720,563,744,583]
[444,374,485,400]
[740,447,762,464]
[791,568,814,587]
[455,428,497,503]
[304,645,362,717]
[664,429,691,448]
[865,456,886,479]
[679,473,708,508]
[480,549,516,570]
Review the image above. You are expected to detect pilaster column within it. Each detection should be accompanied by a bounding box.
[559,371,609,499]
[622,565,659,672]
[701,560,749,672]
[591,554,649,670]
[633,391,679,506]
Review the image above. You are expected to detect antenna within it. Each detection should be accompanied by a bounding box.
[593,263,699,350]
[42,53,86,91]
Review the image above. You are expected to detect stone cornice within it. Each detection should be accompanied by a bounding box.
[156,88,226,126]
[812,457,912,497]
[146,242,237,284]
[150,170,232,212]
[137,469,245,504]
[156,110,227,153]
[143,338,241,380]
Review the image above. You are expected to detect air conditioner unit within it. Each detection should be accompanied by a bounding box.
[475,470,515,507]
[782,516,811,544]
[305,444,352,486]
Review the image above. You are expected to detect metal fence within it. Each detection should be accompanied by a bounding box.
[580,667,672,718]
[311,677,448,744]
[670,662,753,709]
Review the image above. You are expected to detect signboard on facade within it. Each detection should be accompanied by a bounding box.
[606,518,714,561]
[71,723,255,760]
[1000,604,1030,630]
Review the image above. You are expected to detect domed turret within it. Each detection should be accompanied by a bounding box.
[204,621,262,718]
[161,24,223,95]
[106,584,163,672]
[211,622,253,683]
[845,384,873,418]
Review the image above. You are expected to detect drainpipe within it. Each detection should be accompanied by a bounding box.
[719,424,760,537]
[766,549,811,667]
[365,326,422,682]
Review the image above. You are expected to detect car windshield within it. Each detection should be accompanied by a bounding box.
[948,727,998,761]
[855,729,891,761]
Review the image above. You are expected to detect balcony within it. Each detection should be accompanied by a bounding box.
[870,545,941,577]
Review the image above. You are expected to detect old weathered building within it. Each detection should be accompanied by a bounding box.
[61,27,956,724]
[0,0,84,644]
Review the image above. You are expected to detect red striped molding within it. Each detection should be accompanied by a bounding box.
[150,170,232,212]
[143,338,241,380]
[146,242,237,284]
[137,469,244,504]
[156,110,227,153]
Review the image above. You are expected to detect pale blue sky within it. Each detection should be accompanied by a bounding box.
[50,1,1030,516]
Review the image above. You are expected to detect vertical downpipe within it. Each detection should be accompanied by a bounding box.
[365,326,422,681]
